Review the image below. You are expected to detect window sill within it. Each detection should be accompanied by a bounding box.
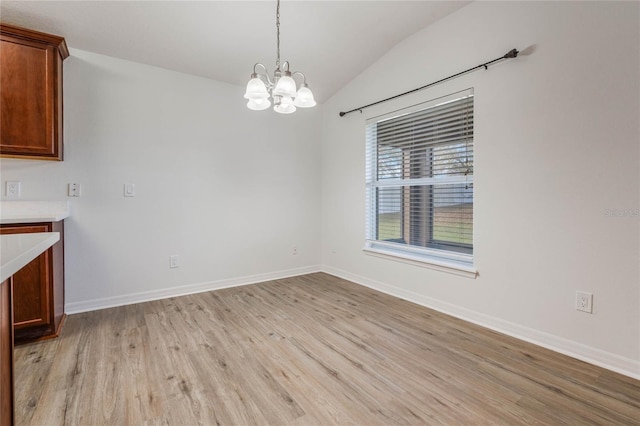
[363,246,478,279]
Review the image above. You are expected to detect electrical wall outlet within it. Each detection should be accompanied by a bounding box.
[169,255,180,269]
[6,181,21,198]
[292,246,298,255]
[576,291,593,313]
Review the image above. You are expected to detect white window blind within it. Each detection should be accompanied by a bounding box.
[365,89,474,271]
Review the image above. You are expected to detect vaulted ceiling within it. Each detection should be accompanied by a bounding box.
[0,1,470,102]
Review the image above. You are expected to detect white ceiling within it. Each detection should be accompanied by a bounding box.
[0,1,470,102]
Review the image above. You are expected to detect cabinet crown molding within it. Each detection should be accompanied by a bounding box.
[1,23,69,59]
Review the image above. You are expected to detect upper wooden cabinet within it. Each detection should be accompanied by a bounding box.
[0,24,69,160]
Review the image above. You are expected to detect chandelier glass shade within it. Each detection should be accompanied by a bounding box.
[243,0,316,114]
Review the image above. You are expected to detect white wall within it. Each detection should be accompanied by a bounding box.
[321,1,640,377]
[1,49,323,311]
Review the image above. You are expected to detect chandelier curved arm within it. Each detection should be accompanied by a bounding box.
[252,63,274,87]
[291,71,308,87]
[252,63,267,74]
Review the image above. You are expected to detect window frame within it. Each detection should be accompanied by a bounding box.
[364,89,477,278]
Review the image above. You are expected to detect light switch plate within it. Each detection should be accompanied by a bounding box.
[124,183,135,197]
[6,181,21,198]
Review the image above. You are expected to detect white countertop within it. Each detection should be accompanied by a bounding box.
[0,232,60,282]
[0,201,70,224]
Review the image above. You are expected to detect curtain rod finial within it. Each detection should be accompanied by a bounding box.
[504,48,519,58]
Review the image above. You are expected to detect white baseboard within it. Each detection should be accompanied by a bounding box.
[321,265,640,380]
[65,265,322,314]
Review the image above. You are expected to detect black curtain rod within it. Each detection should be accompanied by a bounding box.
[339,48,519,117]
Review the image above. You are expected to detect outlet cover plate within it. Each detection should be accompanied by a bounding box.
[576,291,593,313]
[68,183,81,197]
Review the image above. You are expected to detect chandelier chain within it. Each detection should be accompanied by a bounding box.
[275,0,281,70]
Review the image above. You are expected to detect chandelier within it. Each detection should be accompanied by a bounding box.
[243,0,316,114]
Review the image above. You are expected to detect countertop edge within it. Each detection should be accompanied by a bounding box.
[0,200,70,224]
[0,232,60,282]
[0,214,69,224]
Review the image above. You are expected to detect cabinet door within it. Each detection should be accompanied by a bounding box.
[0,37,56,157]
[0,23,66,160]
[0,225,51,328]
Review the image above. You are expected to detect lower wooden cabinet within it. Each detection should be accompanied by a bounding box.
[0,222,65,344]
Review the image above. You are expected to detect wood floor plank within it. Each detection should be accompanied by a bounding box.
[13,272,640,425]
[13,334,62,424]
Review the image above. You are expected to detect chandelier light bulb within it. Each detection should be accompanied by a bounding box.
[273,73,297,98]
[244,76,269,100]
[293,85,316,108]
[280,95,293,106]
[247,98,271,111]
[274,96,296,114]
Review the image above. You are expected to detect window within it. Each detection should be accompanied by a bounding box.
[365,89,475,274]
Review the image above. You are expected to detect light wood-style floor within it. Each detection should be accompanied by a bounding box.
[14,273,640,425]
